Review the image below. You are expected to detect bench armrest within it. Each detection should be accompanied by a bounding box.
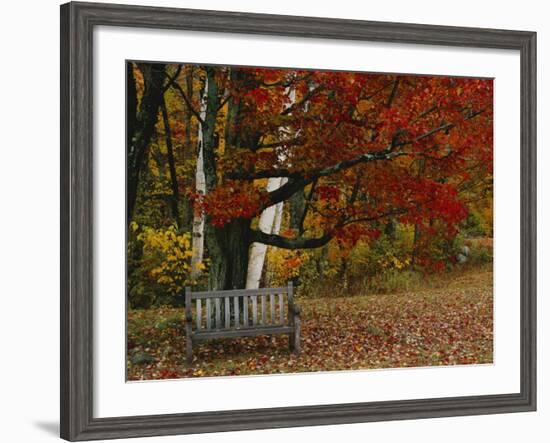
[185,311,193,323]
[290,303,301,316]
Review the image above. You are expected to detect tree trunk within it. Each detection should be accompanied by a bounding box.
[184,66,194,152]
[201,67,220,192]
[181,65,195,231]
[160,94,180,227]
[289,189,306,233]
[127,62,166,224]
[224,69,243,152]
[246,177,286,289]
[198,67,229,289]
[208,218,252,290]
[272,195,285,235]
[190,73,208,280]
[203,66,253,291]
[246,85,296,289]
[127,62,137,163]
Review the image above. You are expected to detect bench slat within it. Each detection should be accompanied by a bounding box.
[196,299,202,330]
[261,295,266,325]
[252,296,258,326]
[233,296,239,327]
[215,298,221,328]
[191,287,286,299]
[224,297,230,329]
[243,295,248,327]
[278,293,284,324]
[193,325,294,341]
[270,294,275,324]
[206,299,211,330]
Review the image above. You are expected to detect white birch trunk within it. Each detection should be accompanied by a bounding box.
[271,181,287,235]
[246,86,296,289]
[245,177,285,289]
[190,76,208,280]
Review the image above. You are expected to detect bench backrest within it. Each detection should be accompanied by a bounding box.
[184,282,294,331]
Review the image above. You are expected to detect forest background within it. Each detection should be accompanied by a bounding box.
[126,62,493,378]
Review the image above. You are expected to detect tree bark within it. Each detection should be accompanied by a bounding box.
[160,94,180,227]
[184,66,194,153]
[181,65,195,231]
[127,62,137,164]
[208,218,252,290]
[245,177,286,289]
[224,69,244,152]
[203,67,255,291]
[289,189,306,233]
[127,62,166,224]
[246,85,295,289]
[190,73,209,280]
[201,67,220,192]
[196,67,234,290]
[272,195,285,235]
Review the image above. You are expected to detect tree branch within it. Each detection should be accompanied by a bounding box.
[398,108,486,148]
[217,92,231,111]
[169,79,204,124]
[339,208,408,227]
[257,135,303,149]
[243,108,484,208]
[281,85,324,116]
[386,80,400,107]
[262,73,313,88]
[163,65,182,93]
[315,149,407,179]
[228,168,298,180]
[262,147,407,209]
[299,179,317,236]
[250,229,333,250]
[250,207,407,250]
[359,81,394,101]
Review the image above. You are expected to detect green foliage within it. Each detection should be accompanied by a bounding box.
[466,237,494,266]
[348,225,414,278]
[264,219,494,299]
[267,224,420,297]
[460,210,488,237]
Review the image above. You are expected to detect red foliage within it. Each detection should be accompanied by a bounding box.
[201,182,265,226]
[205,66,492,247]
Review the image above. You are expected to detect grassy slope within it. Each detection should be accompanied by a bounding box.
[127,265,493,380]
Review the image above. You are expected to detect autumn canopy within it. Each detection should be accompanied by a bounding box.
[127,62,493,300]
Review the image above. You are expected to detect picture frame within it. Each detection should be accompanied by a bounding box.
[60,1,536,441]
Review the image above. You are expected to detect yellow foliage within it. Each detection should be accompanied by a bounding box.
[135,224,197,295]
[266,247,312,285]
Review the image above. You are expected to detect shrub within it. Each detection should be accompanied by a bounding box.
[464,237,493,266]
[127,222,204,308]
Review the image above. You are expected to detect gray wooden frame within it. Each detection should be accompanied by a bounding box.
[60,1,536,441]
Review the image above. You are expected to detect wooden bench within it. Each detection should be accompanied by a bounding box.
[184,282,300,364]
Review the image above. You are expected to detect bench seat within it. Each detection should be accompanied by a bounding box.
[193,325,295,341]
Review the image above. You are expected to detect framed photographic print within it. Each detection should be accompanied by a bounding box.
[60,1,536,441]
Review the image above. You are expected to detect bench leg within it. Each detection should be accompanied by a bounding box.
[290,316,301,354]
[186,335,193,364]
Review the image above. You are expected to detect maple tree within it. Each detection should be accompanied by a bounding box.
[127,62,493,293]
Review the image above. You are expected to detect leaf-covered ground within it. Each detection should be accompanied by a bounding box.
[127,265,493,380]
